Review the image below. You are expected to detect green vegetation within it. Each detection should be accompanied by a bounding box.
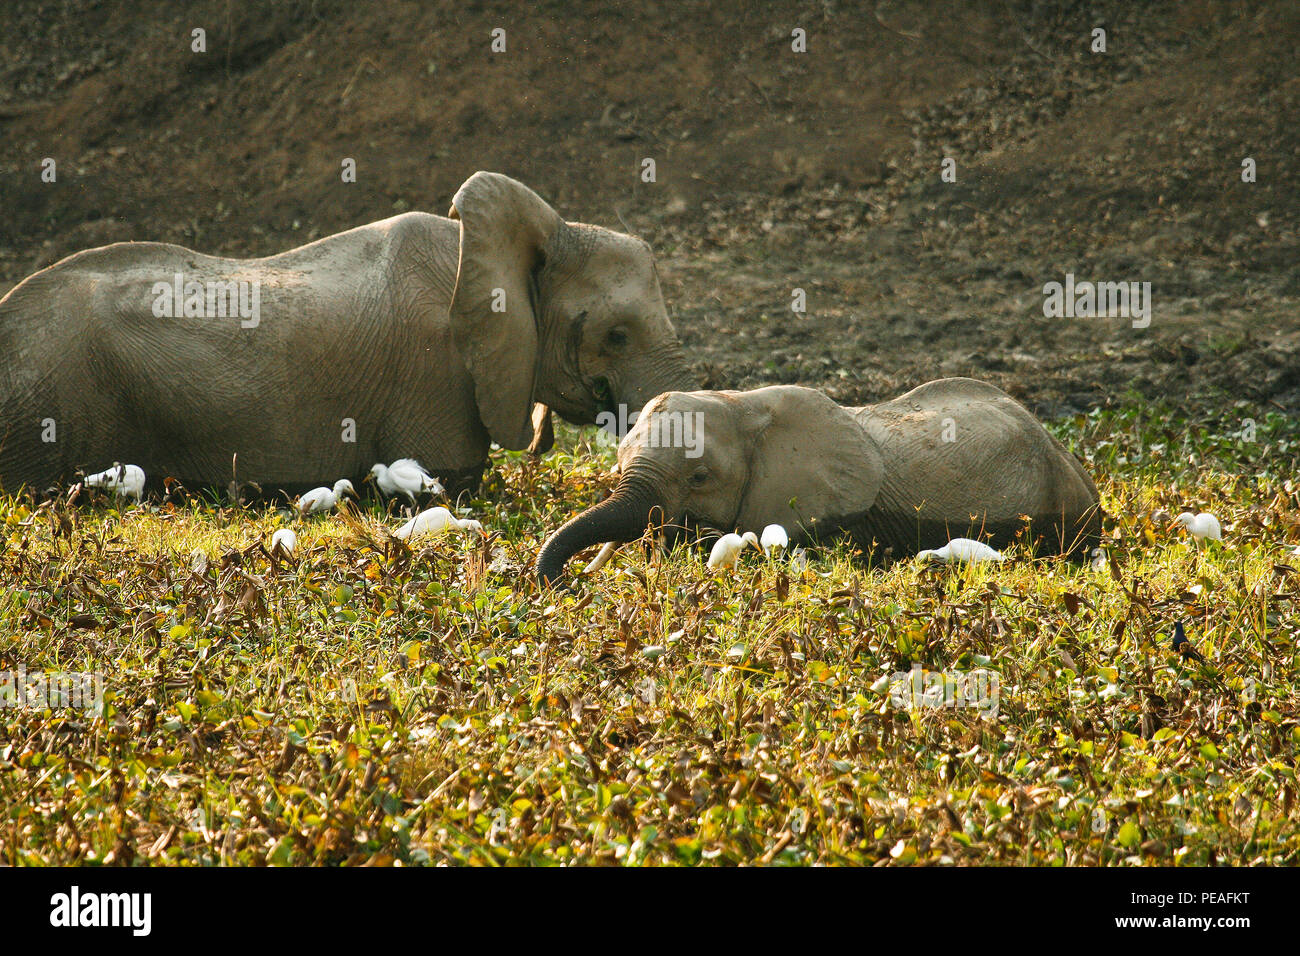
[1,403,1297,865]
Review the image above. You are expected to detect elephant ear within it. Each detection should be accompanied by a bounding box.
[735,386,885,536]
[448,172,564,449]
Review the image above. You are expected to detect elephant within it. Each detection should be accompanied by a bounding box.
[536,378,1102,585]
[0,171,695,497]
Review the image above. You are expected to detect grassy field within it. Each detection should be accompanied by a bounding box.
[1,401,1298,866]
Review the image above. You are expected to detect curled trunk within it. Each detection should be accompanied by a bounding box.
[536,478,658,587]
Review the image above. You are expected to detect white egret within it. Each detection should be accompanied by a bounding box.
[760,524,789,556]
[1172,511,1222,542]
[270,528,297,557]
[367,458,445,503]
[393,506,484,541]
[85,463,145,501]
[707,531,759,570]
[916,538,1006,563]
[296,478,356,515]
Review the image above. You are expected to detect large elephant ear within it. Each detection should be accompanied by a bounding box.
[736,386,885,536]
[448,172,564,449]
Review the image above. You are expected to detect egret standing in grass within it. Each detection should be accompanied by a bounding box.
[393,506,484,541]
[1172,511,1222,542]
[760,524,789,556]
[295,478,356,516]
[707,531,759,570]
[85,463,145,502]
[367,459,445,505]
[270,528,297,558]
[916,537,1006,563]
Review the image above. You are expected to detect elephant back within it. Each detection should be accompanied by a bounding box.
[852,377,1101,556]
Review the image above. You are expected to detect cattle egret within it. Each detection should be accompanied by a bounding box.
[394,506,484,541]
[916,538,1006,563]
[707,531,759,570]
[367,458,445,502]
[1172,512,1222,542]
[85,463,145,501]
[270,528,297,557]
[296,478,356,515]
[760,524,789,555]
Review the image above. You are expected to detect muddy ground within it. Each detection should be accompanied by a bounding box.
[1,0,1296,418]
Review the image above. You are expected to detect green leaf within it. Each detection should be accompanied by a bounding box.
[1117,820,1142,848]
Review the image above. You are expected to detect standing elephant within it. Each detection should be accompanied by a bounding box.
[537,378,1102,585]
[0,171,695,496]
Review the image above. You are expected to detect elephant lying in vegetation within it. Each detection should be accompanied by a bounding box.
[0,172,694,496]
[537,378,1102,585]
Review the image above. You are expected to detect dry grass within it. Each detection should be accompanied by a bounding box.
[1,402,1298,865]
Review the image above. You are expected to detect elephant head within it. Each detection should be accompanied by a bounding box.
[536,386,886,586]
[536,379,1103,586]
[447,172,695,452]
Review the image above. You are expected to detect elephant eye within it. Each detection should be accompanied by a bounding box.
[605,328,629,348]
[688,467,709,487]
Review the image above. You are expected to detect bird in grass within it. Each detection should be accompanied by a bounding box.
[393,506,484,541]
[1171,511,1222,542]
[367,459,445,504]
[84,463,145,501]
[295,478,356,516]
[707,531,759,570]
[1170,620,1207,664]
[916,537,1005,563]
[760,524,789,556]
[269,528,297,558]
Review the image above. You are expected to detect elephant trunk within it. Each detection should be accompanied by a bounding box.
[658,347,699,396]
[623,345,699,413]
[536,477,659,587]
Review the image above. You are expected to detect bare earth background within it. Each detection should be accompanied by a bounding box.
[1,0,1296,418]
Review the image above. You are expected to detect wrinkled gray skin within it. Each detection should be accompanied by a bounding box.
[537,378,1102,585]
[0,171,694,496]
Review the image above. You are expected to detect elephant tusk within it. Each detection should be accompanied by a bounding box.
[583,541,619,574]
